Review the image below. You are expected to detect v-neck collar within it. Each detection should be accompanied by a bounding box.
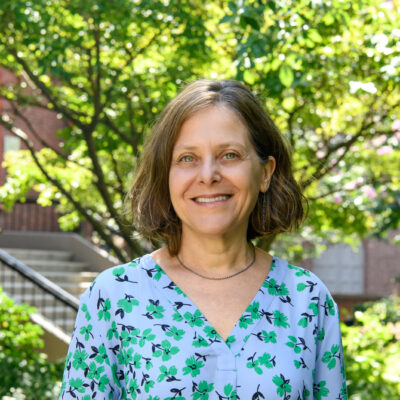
[141,254,287,355]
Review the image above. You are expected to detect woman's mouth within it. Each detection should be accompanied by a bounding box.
[193,195,231,203]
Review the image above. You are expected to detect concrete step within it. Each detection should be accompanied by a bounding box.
[1,281,64,297]
[37,306,76,317]
[41,270,98,283]
[5,292,77,333]
[3,288,78,308]
[52,319,76,334]
[18,259,90,272]
[1,270,95,288]
[1,246,97,334]
[31,315,76,335]
[1,248,72,261]
[2,286,64,301]
[9,296,76,309]
[1,281,89,299]
[52,317,77,326]
[1,268,95,280]
[0,242,114,338]
[58,281,92,297]
[30,307,76,321]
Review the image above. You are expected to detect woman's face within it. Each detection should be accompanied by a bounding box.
[169,105,275,241]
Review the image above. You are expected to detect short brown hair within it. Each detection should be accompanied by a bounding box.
[128,79,307,255]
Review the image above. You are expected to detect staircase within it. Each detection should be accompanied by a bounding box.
[2,248,97,299]
[0,230,119,360]
[1,248,97,334]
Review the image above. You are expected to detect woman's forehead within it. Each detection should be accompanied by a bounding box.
[173,105,252,148]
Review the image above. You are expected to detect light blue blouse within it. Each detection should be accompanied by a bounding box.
[60,254,347,400]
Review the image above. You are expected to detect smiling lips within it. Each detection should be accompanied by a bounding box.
[193,195,231,203]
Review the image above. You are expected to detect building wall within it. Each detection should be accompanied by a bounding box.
[310,231,400,317]
[0,66,65,186]
[0,66,67,232]
[364,230,400,296]
[311,243,364,295]
[0,201,61,232]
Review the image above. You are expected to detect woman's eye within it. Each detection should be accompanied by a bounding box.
[223,152,237,160]
[180,155,194,163]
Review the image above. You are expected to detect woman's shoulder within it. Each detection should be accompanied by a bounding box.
[82,253,157,298]
[272,256,336,302]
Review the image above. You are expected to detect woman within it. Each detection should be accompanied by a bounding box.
[60,80,347,400]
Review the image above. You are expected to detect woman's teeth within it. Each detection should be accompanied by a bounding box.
[195,195,230,203]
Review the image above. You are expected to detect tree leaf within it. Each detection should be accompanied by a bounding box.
[279,64,294,87]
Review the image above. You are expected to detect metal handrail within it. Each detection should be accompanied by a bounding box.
[0,248,80,334]
[0,249,79,310]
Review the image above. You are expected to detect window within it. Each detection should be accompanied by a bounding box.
[3,135,21,152]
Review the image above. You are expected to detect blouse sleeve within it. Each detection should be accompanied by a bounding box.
[59,284,121,400]
[314,298,348,400]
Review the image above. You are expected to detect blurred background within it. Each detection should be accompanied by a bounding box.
[0,0,399,398]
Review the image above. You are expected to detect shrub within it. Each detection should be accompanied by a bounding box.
[0,287,64,399]
[342,296,400,400]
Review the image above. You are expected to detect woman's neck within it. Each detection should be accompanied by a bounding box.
[177,230,252,274]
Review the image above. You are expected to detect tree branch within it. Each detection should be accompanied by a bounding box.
[307,177,392,201]
[91,24,101,128]
[0,114,129,261]
[8,102,67,157]
[81,125,142,255]
[126,95,140,151]
[109,151,126,197]
[2,105,109,179]
[102,30,162,105]
[2,81,90,121]
[3,46,142,255]
[6,47,89,130]
[301,98,400,189]
[100,114,138,150]
[287,102,306,148]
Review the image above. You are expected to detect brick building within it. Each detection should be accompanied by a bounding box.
[310,231,400,318]
[0,66,65,231]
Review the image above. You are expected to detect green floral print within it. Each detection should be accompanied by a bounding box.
[60,255,347,400]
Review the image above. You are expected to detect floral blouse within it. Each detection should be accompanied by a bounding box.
[59,254,347,400]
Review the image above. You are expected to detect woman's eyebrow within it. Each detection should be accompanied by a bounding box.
[173,142,248,152]
[215,142,247,150]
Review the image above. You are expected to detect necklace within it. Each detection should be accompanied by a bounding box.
[176,245,256,280]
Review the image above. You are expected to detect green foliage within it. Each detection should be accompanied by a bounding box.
[0,0,399,261]
[341,296,400,399]
[0,0,222,261]
[352,295,400,323]
[222,0,400,259]
[0,287,64,399]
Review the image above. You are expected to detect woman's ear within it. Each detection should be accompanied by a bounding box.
[260,156,276,192]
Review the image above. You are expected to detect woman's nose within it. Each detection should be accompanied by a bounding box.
[198,157,221,184]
